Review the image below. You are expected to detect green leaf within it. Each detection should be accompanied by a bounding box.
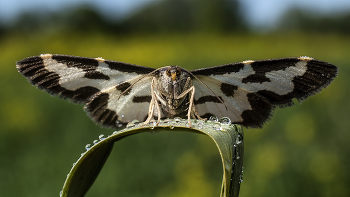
[60,118,244,197]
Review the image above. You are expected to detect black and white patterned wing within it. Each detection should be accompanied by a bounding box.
[85,75,155,128]
[16,54,155,128]
[191,57,338,128]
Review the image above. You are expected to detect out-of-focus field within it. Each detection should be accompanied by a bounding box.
[1,32,349,197]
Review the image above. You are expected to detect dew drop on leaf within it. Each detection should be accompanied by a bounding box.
[99,134,105,141]
[220,117,231,125]
[209,116,218,122]
[85,144,91,150]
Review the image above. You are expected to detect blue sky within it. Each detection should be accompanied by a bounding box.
[1,0,350,28]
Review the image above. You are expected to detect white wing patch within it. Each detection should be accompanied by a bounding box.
[207,60,307,94]
[193,76,250,123]
[41,54,140,92]
[105,77,153,123]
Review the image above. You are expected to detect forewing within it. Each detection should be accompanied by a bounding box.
[191,57,338,128]
[16,54,156,129]
[16,54,155,103]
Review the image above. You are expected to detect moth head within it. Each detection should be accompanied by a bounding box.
[166,66,182,81]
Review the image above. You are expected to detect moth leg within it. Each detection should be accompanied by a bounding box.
[189,108,196,119]
[187,86,195,127]
[152,79,162,125]
[143,77,158,126]
[175,77,192,97]
[175,77,203,127]
[185,99,203,120]
[193,108,206,120]
[185,104,199,119]
[155,100,161,125]
[185,78,206,121]
[174,86,195,127]
[144,98,154,126]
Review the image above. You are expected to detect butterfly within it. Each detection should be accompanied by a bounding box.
[16,54,338,129]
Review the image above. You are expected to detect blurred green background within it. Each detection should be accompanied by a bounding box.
[1,0,349,196]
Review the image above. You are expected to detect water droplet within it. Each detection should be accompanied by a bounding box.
[196,120,204,129]
[132,119,140,124]
[93,140,98,144]
[212,123,222,131]
[170,126,174,129]
[72,162,76,167]
[174,117,181,122]
[126,122,135,128]
[236,147,241,160]
[121,114,124,117]
[236,133,243,144]
[85,144,91,150]
[209,116,218,122]
[197,119,204,124]
[220,117,231,125]
[239,172,244,183]
[99,134,105,141]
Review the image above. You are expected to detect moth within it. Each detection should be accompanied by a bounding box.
[16,54,338,129]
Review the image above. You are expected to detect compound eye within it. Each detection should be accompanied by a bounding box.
[166,68,171,76]
[176,67,181,75]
